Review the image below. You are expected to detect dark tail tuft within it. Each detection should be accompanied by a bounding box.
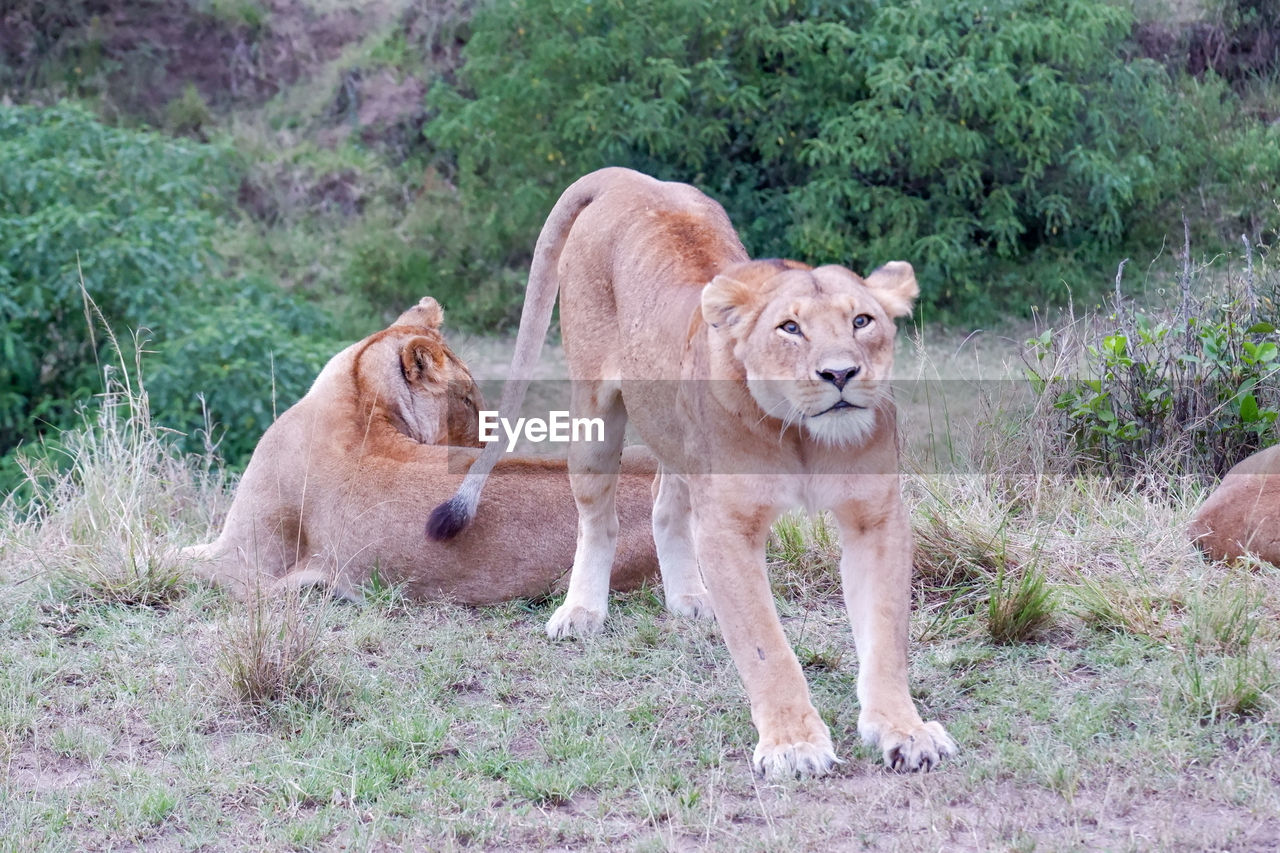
[426,496,473,541]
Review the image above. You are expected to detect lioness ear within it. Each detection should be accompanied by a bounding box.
[701,275,757,329]
[416,297,444,328]
[863,261,919,319]
[401,336,447,385]
[395,297,445,330]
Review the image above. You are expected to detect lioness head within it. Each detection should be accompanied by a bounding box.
[349,297,485,447]
[701,259,918,446]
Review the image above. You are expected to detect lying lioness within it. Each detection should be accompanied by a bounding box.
[1189,444,1280,565]
[429,168,955,777]
[184,297,659,602]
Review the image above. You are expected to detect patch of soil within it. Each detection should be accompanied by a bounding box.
[317,66,427,148]
[1134,16,1280,89]
[1,0,386,119]
[5,748,90,794]
[237,164,366,224]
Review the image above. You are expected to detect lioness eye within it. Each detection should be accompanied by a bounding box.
[853,314,873,330]
[779,320,801,335]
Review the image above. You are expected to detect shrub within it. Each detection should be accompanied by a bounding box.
[143,278,340,464]
[218,594,331,707]
[986,562,1055,644]
[1025,238,1280,485]
[344,196,524,332]
[0,103,336,482]
[424,0,1267,317]
[0,102,232,456]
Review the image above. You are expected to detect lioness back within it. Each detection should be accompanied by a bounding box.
[1190,444,1280,565]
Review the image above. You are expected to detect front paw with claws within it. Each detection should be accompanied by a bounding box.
[859,717,957,772]
[753,708,840,778]
[545,603,606,639]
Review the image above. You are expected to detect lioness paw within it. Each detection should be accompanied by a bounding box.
[753,733,840,779]
[752,710,839,779]
[666,591,714,621]
[546,603,606,639]
[861,719,957,773]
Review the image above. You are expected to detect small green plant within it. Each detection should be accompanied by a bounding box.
[164,82,213,137]
[1070,576,1169,639]
[1025,240,1280,484]
[796,643,844,672]
[359,565,412,614]
[766,511,840,601]
[986,562,1055,644]
[1172,642,1274,723]
[1185,581,1264,653]
[199,0,270,31]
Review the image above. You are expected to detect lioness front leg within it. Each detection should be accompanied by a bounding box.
[546,384,627,639]
[693,488,837,778]
[834,493,957,771]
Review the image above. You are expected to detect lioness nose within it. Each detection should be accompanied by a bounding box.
[817,366,860,390]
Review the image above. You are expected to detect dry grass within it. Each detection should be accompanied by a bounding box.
[217,593,334,707]
[2,365,222,609]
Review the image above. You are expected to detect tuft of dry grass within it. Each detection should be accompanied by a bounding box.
[766,511,841,601]
[217,593,334,707]
[1,357,224,610]
[1069,574,1174,639]
[1173,642,1276,723]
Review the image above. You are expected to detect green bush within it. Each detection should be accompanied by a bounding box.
[344,192,524,332]
[0,103,335,484]
[1025,247,1280,485]
[424,0,1266,317]
[0,102,231,454]
[1172,74,1280,243]
[144,279,339,464]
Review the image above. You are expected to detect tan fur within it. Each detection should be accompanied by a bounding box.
[437,168,955,777]
[1189,444,1280,565]
[184,297,659,602]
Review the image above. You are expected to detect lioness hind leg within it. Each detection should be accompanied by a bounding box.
[273,562,363,604]
[651,470,713,620]
[546,382,628,639]
[834,496,957,772]
[181,542,279,601]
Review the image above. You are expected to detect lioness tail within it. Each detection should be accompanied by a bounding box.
[425,169,631,540]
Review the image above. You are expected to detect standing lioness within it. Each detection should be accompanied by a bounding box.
[429,168,955,777]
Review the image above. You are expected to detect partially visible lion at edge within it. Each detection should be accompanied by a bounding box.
[426,168,956,778]
[1189,444,1280,566]
[183,297,659,603]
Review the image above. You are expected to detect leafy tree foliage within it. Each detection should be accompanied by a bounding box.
[0,103,227,452]
[0,103,334,475]
[426,0,1264,314]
